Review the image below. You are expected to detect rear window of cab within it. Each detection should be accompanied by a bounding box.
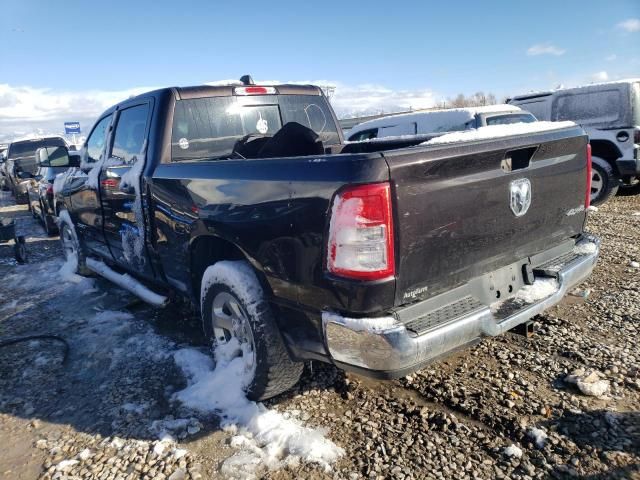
[171,95,340,162]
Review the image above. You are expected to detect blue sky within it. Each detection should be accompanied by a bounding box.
[0,0,638,140]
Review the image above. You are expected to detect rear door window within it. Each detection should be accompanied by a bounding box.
[111,104,150,164]
[485,113,537,126]
[553,89,622,124]
[379,122,417,137]
[513,100,549,120]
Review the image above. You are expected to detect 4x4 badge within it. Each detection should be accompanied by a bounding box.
[510,178,532,217]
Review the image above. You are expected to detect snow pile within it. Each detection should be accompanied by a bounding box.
[629,261,639,269]
[564,369,610,397]
[55,460,79,472]
[527,427,548,448]
[574,241,598,256]
[504,444,523,458]
[586,206,598,213]
[514,278,559,304]
[172,344,344,477]
[421,121,576,146]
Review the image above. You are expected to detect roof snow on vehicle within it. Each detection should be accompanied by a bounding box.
[346,104,537,142]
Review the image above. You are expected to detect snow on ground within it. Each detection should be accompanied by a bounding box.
[172,343,344,478]
[421,121,576,146]
[527,427,548,448]
[504,444,523,458]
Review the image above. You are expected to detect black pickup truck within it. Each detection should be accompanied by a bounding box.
[53,80,600,400]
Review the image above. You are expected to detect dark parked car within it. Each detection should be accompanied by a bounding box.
[5,137,67,203]
[27,146,80,235]
[54,80,600,400]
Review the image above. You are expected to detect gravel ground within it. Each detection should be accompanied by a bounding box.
[0,188,638,480]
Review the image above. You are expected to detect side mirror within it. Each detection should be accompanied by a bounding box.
[37,146,74,167]
[35,147,50,165]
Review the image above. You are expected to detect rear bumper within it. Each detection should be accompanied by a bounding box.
[322,235,600,378]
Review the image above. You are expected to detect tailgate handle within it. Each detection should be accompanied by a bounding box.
[501,146,537,172]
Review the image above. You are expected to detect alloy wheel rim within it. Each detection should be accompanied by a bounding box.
[590,171,604,201]
[211,291,256,376]
[61,226,77,261]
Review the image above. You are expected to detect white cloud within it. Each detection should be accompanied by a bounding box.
[526,43,566,56]
[208,79,438,118]
[617,18,640,32]
[0,84,155,143]
[590,71,609,82]
[0,81,438,141]
[605,54,617,62]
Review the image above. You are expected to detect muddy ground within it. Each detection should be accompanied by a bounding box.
[0,188,638,480]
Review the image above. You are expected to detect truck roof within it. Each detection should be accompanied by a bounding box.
[509,77,640,102]
[175,83,323,99]
[121,84,324,104]
[350,104,522,133]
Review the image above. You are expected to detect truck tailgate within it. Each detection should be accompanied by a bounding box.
[384,126,589,306]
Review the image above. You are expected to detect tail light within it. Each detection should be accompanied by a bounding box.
[327,182,395,280]
[233,86,276,95]
[585,143,592,208]
[46,184,53,195]
[634,128,640,144]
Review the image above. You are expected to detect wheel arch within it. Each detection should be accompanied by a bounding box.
[590,140,622,174]
[189,235,273,308]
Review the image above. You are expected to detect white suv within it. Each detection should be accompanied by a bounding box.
[508,79,640,205]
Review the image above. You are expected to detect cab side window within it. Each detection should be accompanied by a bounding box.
[86,115,113,163]
[348,128,378,142]
[111,104,150,165]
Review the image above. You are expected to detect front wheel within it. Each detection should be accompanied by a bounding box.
[590,156,619,206]
[201,260,303,401]
[58,211,91,276]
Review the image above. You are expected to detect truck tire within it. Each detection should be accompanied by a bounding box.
[590,156,619,206]
[200,260,303,401]
[58,211,91,276]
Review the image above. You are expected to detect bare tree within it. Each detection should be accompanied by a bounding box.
[445,91,500,108]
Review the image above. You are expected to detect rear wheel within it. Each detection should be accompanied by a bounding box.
[14,236,27,264]
[58,212,91,276]
[590,156,619,206]
[201,260,303,401]
[41,203,56,236]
